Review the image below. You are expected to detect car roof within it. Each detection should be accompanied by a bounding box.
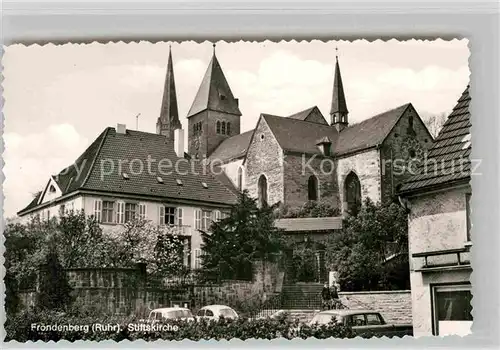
[151,307,190,313]
[200,305,234,310]
[315,309,378,317]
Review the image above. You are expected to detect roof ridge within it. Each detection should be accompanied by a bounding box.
[80,127,112,189]
[265,112,333,127]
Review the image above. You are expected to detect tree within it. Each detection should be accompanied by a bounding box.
[325,198,409,291]
[200,191,284,282]
[423,112,448,138]
[36,250,73,311]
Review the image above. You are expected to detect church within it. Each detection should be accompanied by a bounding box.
[159,45,434,215]
[18,45,434,269]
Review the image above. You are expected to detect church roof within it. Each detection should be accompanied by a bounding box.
[187,52,242,118]
[209,130,254,163]
[330,57,348,116]
[262,114,339,155]
[157,47,181,130]
[18,127,239,215]
[335,103,412,156]
[398,86,471,195]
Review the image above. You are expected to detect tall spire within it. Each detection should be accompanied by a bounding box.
[156,45,182,138]
[330,51,349,132]
[187,46,241,118]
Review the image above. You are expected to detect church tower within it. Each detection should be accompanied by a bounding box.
[330,54,349,132]
[156,46,182,139]
[187,44,242,159]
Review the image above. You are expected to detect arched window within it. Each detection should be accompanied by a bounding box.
[344,171,361,215]
[237,167,243,191]
[258,175,268,207]
[227,122,231,135]
[221,121,226,135]
[308,175,318,201]
[216,121,221,134]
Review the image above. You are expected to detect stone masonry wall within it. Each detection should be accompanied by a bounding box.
[339,290,412,324]
[245,117,284,206]
[336,149,381,213]
[283,152,340,210]
[379,105,433,203]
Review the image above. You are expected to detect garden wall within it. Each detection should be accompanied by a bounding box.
[339,290,412,324]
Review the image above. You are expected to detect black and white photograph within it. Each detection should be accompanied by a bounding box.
[3,39,473,341]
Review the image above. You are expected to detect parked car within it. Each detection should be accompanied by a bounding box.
[148,307,195,323]
[196,305,239,321]
[309,309,413,338]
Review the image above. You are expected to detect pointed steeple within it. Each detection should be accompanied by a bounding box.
[330,52,349,132]
[187,46,242,118]
[157,45,182,138]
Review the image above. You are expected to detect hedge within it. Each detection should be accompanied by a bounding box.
[5,310,356,342]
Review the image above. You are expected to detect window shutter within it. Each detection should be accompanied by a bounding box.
[158,206,165,226]
[116,202,124,224]
[176,207,183,226]
[195,209,201,230]
[139,203,147,220]
[94,199,102,222]
[213,210,221,222]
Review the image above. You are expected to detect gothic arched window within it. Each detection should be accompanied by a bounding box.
[344,171,361,215]
[227,122,231,135]
[258,175,268,207]
[308,175,318,201]
[221,121,226,135]
[237,167,243,191]
[216,121,221,134]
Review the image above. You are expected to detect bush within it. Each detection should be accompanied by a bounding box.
[5,311,355,342]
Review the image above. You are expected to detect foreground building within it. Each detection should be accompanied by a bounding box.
[398,86,472,337]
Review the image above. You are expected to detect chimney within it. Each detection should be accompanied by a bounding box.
[116,123,127,134]
[174,128,185,158]
[235,98,239,107]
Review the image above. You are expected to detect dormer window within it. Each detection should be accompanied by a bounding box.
[316,136,332,156]
[202,182,208,189]
[176,179,183,186]
[122,173,130,180]
[157,176,164,184]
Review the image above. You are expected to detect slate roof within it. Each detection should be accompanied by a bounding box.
[330,58,348,115]
[335,103,411,155]
[18,127,239,215]
[262,114,339,155]
[209,130,254,163]
[398,86,471,194]
[187,53,241,118]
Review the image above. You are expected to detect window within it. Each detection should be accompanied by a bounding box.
[258,175,268,207]
[308,175,318,201]
[407,115,416,136]
[159,206,176,225]
[116,202,125,224]
[125,203,137,223]
[221,121,226,135]
[59,204,66,215]
[432,284,472,336]
[227,122,231,135]
[93,199,102,222]
[139,203,147,220]
[202,210,212,230]
[205,310,214,317]
[197,309,205,317]
[183,238,191,268]
[194,249,202,269]
[216,121,221,134]
[344,171,361,216]
[466,193,471,242]
[237,167,243,191]
[349,315,366,327]
[47,210,51,220]
[49,185,56,193]
[102,201,114,223]
[365,314,383,325]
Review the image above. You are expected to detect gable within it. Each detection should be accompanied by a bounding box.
[39,176,63,205]
[287,106,328,125]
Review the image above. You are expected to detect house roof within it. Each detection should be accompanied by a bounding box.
[262,114,339,155]
[18,127,239,215]
[209,130,254,163]
[398,86,471,195]
[334,103,411,155]
[187,52,241,118]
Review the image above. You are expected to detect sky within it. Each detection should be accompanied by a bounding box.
[3,39,470,218]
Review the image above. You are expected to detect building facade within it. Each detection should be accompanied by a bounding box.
[398,86,472,337]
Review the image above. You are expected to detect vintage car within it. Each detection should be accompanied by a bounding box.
[148,307,195,323]
[309,309,413,338]
[196,305,239,321]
